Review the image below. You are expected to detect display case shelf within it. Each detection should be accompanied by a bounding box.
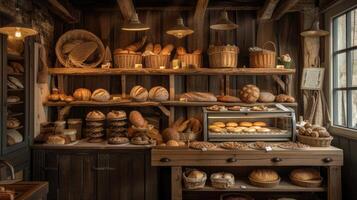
[7,53,24,61]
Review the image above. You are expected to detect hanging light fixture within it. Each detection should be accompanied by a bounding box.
[301,10,329,37]
[210,10,238,31]
[0,7,38,39]
[121,13,150,31]
[166,16,194,39]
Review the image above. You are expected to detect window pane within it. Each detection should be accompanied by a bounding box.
[334,90,347,127]
[351,9,357,47]
[335,53,347,87]
[352,90,357,129]
[335,14,346,51]
[353,50,357,86]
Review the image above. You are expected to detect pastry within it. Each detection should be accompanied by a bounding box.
[239,84,260,103]
[7,118,20,129]
[249,169,279,182]
[290,168,321,181]
[239,122,253,127]
[7,130,23,145]
[212,121,225,128]
[179,92,217,102]
[217,95,241,103]
[131,135,153,145]
[249,141,273,150]
[258,92,275,103]
[86,110,105,121]
[73,88,92,101]
[107,127,127,133]
[226,122,238,127]
[9,62,24,73]
[253,121,267,127]
[210,172,235,189]
[88,132,104,138]
[148,86,169,101]
[166,140,179,147]
[91,88,110,102]
[227,106,241,111]
[130,85,148,102]
[86,121,104,127]
[153,44,162,54]
[250,105,268,111]
[226,127,243,133]
[8,76,23,89]
[107,110,127,121]
[207,105,226,111]
[87,138,104,143]
[187,118,202,134]
[177,119,190,132]
[190,141,216,150]
[278,142,309,150]
[129,110,145,127]
[160,44,174,55]
[108,136,129,145]
[7,96,20,103]
[86,127,104,134]
[220,142,249,150]
[162,128,180,142]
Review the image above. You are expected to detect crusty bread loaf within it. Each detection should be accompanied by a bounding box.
[179,92,217,102]
[107,110,127,120]
[129,110,146,127]
[153,44,162,54]
[166,140,179,147]
[91,88,110,102]
[217,95,241,103]
[73,88,92,101]
[86,110,105,121]
[239,84,260,103]
[160,44,174,55]
[258,92,275,103]
[249,169,279,182]
[148,86,169,101]
[290,168,321,181]
[130,85,148,102]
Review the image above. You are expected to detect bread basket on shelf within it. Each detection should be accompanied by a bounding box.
[249,41,276,68]
[177,54,202,68]
[297,134,333,147]
[55,29,105,68]
[208,45,239,68]
[210,172,235,189]
[113,53,142,68]
[182,169,207,189]
[144,55,170,68]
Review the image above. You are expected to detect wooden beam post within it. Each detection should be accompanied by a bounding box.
[117,0,136,20]
[272,0,299,20]
[193,0,209,49]
[257,0,280,21]
[47,0,78,23]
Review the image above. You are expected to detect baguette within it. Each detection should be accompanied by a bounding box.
[153,44,162,54]
[160,44,174,55]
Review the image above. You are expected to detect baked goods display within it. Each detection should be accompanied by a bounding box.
[6,118,21,129]
[297,122,333,147]
[207,105,227,111]
[7,76,23,89]
[73,88,92,101]
[275,94,295,103]
[179,92,217,102]
[107,110,128,143]
[143,43,173,68]
[189,141,216,150]
[148,86,169,101]
[130,85,148,102]
[210,172,235,189]
[248,142,275,150]
[7,129,23,145]
[130,134,155,145]
[86,110,105,143]
[183,169,207,189]
[249,169,280,187]
[289,168,322,187]
[239,84,260,103]
[91,88,110,102]
[113,36,146,68]
[129,110,146,128]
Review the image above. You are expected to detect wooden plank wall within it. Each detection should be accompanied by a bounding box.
[51,8,301,128]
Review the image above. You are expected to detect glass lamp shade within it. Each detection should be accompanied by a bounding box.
[121,13,150,31]
[210,11,238,31]
[300,20,329,37]
[166,17,194,39]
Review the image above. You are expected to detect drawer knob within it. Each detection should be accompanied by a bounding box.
[323,157,333,163]
[160,158,171,162]
[271,157,282,163]
[226,157,237,163]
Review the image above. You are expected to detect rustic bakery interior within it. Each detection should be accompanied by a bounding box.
[0,0,356,199]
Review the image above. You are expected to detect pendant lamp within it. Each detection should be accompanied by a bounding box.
[0,8,38,39]
[210,11,238,31]
[300,10,329,37]
[121,13,150,31]
[166,16,194,39]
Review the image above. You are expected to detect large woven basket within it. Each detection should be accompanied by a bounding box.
[177,54,202,68]
[208,45,239,68]
[144,55,170,68]
[182,169,207,189]
[113,53,142,68]
[55,29,105,68]
[297,134,333,147]
[249,41,276,68]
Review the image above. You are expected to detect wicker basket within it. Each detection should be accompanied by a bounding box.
[248,176,280,188]
[177,54,202,68]
[249,41,276,68]
[220,193,254,200]
[210,173,235,189]
[297,134,333,147]
[289,176,323,188]
[183,169,207,189]
[113,53,142,68]
[144,55,170,68]
[208,45,239,68]
[55,29,105,68]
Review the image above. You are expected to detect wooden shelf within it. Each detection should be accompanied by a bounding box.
[7,101,24,105]
[48,67,296,76]
[162,101,298,107]
[8,73,24,76]
[8,88,24,92]
[183,179,326,192]
[8,112,24,117]
[7,126,24,130]
[7,53,24,61]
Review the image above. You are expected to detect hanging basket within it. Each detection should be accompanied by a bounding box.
[249,41,276,68]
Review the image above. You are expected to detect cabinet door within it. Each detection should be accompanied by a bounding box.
[96,152,146,200]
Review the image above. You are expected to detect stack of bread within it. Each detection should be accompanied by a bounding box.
[143,43,174,68]
[106,110,129,145]
[85,110,106,143]
[113,36,146,68]
[176,46,202,68]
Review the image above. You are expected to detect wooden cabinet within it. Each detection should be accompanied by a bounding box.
[32,147,158,200]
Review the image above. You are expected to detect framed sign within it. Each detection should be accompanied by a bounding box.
[301,68,325,90]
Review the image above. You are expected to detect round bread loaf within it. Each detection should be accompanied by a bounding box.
[258,92,275,103]
[73,88,92,101]
[91,88,110,102]
[86,110,105,121]
[249,169,279,182]
[188,170,204,179]
[130,85,148,102]
[107,110,127,120]
[162,128,180,142]
[239,84,260,103]
[148,86,169,101]
[290,168,321,181]
[129,110,145,127]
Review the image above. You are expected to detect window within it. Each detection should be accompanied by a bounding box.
[332,7,357,129]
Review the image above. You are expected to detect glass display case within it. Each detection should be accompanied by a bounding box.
[203,104,296,142]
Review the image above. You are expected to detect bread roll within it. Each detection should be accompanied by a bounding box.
[129,110,145,127]
[290,168,321,181]
[160,44,174,55]
[217,95,241,103]
[239,122,253,127]
[249,169,279,182]
[153,44,161,54]
[148,86,169,101]
[179,92,217,102]
[91,88,110,102]
[130,85,148,102]
[73,88,92,101]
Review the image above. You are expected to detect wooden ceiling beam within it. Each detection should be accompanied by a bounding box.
[257,0,280,21]
[117,0,136,21]
[272,0,300,20]
[193,0,209,49]
[47,0,78,23]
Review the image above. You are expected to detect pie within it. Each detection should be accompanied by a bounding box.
[278,142,309,150]
[190,141,216,150]
[220,142,249,150]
